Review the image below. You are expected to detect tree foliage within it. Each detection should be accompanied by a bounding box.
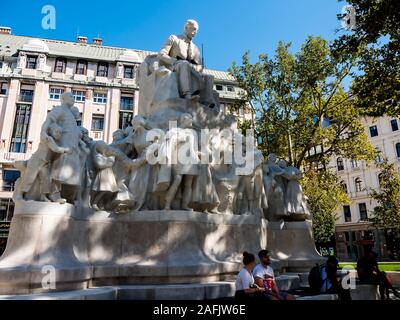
[229,36,376,242]
[333,0,400,116]
[370,160,400,230]
[302,168,349,243]
[229,36,375,168]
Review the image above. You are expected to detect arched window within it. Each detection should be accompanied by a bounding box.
[340,181,348,193]
[355,178,363,192]
[396,143,400,158]
[337,157,344,171]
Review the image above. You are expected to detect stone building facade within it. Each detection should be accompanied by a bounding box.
[332,116,400,261]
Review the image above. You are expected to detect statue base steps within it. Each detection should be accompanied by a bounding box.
[0,274,304,300]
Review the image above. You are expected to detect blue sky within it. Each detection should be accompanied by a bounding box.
[0,0,347,71]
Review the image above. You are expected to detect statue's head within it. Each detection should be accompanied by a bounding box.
[112,129,125,142]
[184,19,199,40]
[80,127,92,143]
[278,159,287,169]
[95,140,109,154]
[48,123,62,140]
[131,115,147,129]
[61,92,75,108]
[179,113,193,128]
[268,153,277,163]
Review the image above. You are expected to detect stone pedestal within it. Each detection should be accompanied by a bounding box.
[267,220,324,272]
[0,201,267,294]
[84,210,267,285]
[0,201,91,295]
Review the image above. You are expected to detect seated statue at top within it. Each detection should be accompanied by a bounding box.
[138,20,219,117]
[158,19,215,108]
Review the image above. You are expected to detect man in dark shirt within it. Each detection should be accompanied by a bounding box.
[357,251,400,299]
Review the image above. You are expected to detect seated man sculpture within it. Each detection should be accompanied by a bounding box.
[158,19,216,108]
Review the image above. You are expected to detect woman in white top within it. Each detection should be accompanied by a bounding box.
[235,251,265,300]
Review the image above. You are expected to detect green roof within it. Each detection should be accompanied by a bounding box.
[0,33,235,82]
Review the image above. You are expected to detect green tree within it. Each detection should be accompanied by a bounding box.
[333,0,400,116]
[302,168,349,243]
[230,36,375,168]
[229,36,376,242]
[370,160,400,252]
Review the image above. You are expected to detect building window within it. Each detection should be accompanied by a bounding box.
[355,177,363,192]
[49,87,64,100]
[76,60,87,75]
[54,58,67,73]
[75,112,83,126]
[19,89,34,103]
[351,159,358,168]
[391,119,399,132]
[9,104,32,153]
[91,115,104,131]
[2,170,20,192]
[343,205,351,222]
[369,125,378,137]
[119,95,134,129]
[340,181,347,193]
[120,96,134,111]
[359,203,368,221]
[26,55,37,69]
[215,84,223,91]
[375,148,383,164]
[72,90,86,102]
[227,85,235,92]
[97,62,108,77]
[119,112,133,130]
[396,143,400,158]
[0,82,7,95]
[0,198,15,221]
[124,65,134,79]
[337,157,344,171]
[93,92,107,104]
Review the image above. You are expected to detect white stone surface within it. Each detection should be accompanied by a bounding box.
[267,221,324,271]
[0,22,321,296]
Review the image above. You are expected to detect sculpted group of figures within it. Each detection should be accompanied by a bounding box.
[12,19,310,222]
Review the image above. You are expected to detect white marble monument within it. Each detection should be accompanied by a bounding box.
[0,20,322,295]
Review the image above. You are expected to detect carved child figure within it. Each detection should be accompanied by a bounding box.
[91,141,119,210]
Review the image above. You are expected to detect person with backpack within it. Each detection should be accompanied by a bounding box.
[308,256,351,300]
[357,251,400,300]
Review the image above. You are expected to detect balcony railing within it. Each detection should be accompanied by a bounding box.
[0,152,28,162]
[1,184,15,192]
[120,103,134,111]
[18,94,34,103]
[92,131,103,140]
